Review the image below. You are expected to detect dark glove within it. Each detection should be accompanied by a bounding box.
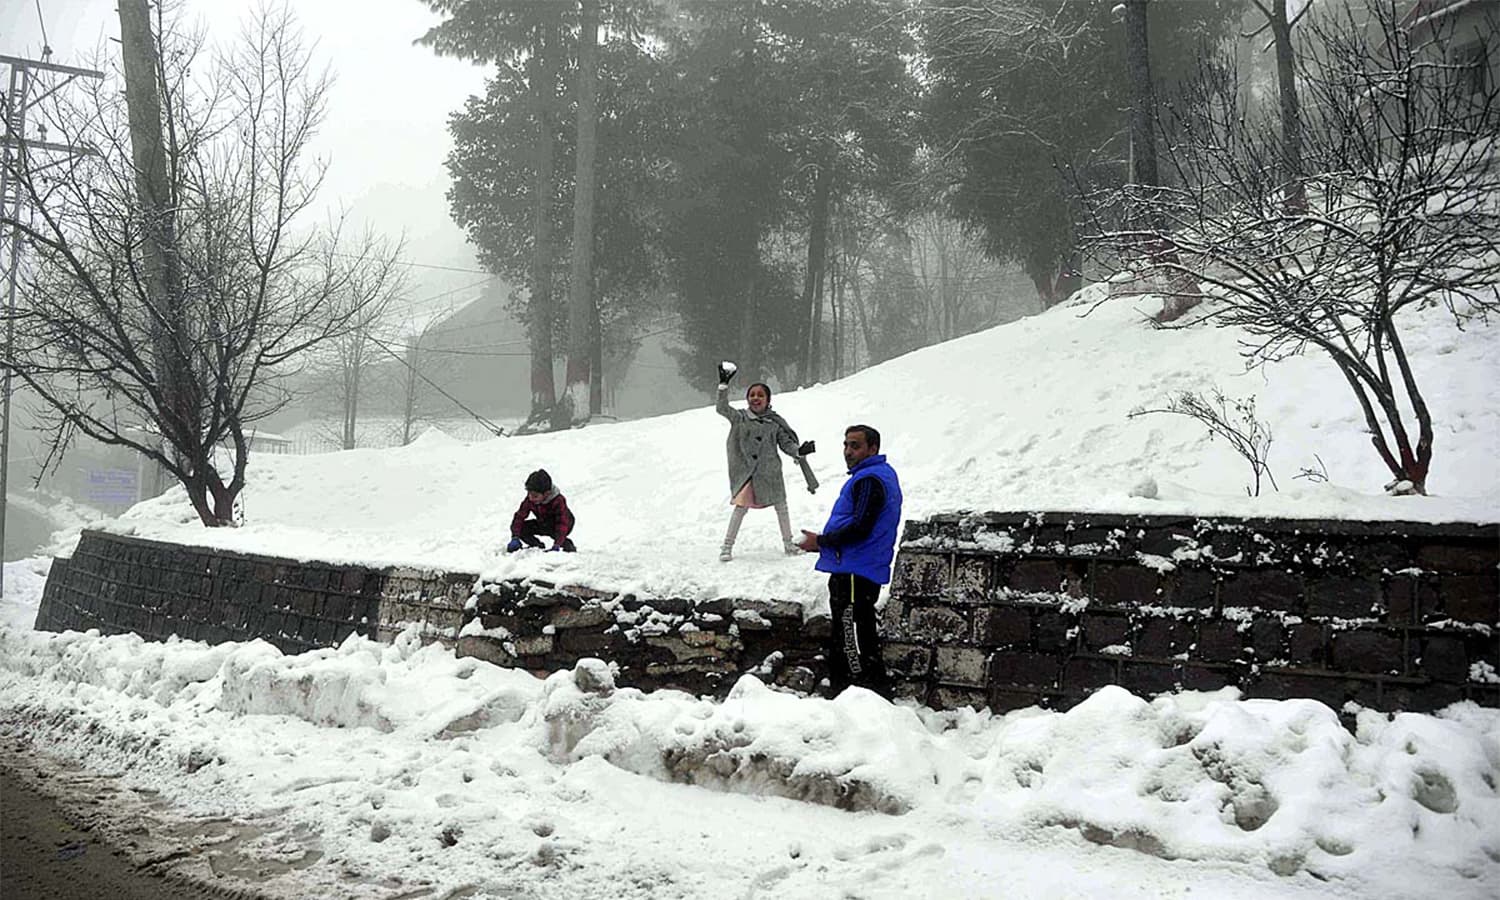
[798,440,816,456]
[506,538,523,553]
[717,360,738,385]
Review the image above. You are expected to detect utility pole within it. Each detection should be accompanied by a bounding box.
[0,52,102,595]
[118,0,182,511]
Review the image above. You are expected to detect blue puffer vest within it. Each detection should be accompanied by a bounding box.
[816,454,903,584]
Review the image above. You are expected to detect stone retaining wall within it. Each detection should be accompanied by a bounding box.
[883,513,1499,713]
[37,531,471,655]
[34,516,1499,716]
[456,579,825,697]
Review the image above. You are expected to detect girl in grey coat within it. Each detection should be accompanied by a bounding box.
[716,369,818,561]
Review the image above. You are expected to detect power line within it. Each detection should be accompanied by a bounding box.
[333,251,493,276]
[368,334,508,437]
[33,0,51,58]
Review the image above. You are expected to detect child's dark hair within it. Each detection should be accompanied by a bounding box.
[746,382,772,402]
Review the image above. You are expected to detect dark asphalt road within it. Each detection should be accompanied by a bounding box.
[0,763,225,900]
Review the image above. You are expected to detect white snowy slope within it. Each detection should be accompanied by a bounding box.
[45,287,1500,613]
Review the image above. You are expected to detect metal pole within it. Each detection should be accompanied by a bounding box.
[0,64,30,594]
[0,54,101,596]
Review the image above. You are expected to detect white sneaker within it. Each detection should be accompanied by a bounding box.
[719,548,732,562]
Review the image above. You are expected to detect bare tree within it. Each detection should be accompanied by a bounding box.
[0,5,387,525]
[314,234,407,450]
[1081,0,1500,495]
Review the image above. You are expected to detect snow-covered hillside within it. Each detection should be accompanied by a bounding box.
[55,287,1500,610]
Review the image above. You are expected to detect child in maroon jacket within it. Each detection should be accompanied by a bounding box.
[506,469,577,552]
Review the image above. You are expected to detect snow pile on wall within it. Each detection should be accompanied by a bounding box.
[3,623,1496,883]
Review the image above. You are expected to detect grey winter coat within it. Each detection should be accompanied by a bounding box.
[717,386,818,506]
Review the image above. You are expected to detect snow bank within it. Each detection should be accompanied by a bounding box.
[2,625,1495,889]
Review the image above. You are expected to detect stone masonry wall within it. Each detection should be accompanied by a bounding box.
[37,531,472,655]
[34,516,1500,716]
[456,579,825,697]
[883,513,1499,714]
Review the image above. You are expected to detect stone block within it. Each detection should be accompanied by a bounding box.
[1440,574,1500,624]
[1119,661,1179,695]
[1362,541,1412,572]
[947,556,994,603]
[1180,663,1234,691]
[1249,619,1284,660]
[1381,679,1466,712]
[1195,620,1244,662]
[1248,668,1379,709]
[878,598,911,640]
[512,634,555,657]
[695,597,734,618]
[1330,629,1402,674]
[882,642,933,679]
[1465,683,1500,708]
[987,687,1047,713]
[803,614,832,639]
[975,606,1031,647]
[1092,564,1162,606]
[1305,576,1382,619]
[1061,655,1117,691]
[1219,570,1303,613]
[645,634,727,662]
[555,629,620,656]
[1034,611,1075,653]
[1080,612,1130,651]
[1416,542,1497,574]
[1383,575,1418,625]
[892,552,948,597]
[1136,617,1191,657]
[931,685,989,711]
[1415,634,1469,683]
[908,605,971,642]
[1007,559,1067,595]
[990,651,1060,688]
[934,646,989,688]
[1162,569,1217,609]
[1286,622,1327,666]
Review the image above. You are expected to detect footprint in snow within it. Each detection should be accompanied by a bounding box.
[833,832,910,861]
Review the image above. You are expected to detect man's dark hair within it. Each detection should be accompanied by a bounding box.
[845,424,880,450]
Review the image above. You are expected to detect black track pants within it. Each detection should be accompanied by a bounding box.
[826,572,890,698]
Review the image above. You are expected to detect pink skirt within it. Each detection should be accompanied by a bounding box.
[732,481,768,509]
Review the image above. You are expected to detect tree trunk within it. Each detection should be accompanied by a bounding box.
[800,162,833,385]
[527,16,559,425]
[120,0,217,523]
[343,353,360,450]
[1270,0,1306,213]
[563,0,599,426]
[1123,0,1159,188]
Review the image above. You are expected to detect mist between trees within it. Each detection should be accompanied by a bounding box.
[4,0,1493,528]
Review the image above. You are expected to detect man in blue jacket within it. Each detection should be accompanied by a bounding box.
[796,424,903,698]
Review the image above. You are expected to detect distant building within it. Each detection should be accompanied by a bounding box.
[1403,0,1498,121]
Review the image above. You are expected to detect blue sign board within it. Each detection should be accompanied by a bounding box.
[86,468,138,507]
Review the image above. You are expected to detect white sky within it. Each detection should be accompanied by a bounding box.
[1,0,492,314]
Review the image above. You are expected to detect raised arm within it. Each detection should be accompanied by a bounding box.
[715,384,744,422]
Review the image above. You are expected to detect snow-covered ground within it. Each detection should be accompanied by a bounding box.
[4,293,1497,897]
[44,288,1500,614]
[1,560,1497,898]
